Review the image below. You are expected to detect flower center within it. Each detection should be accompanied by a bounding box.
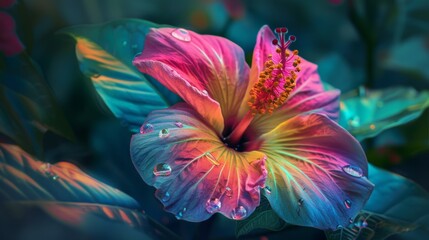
[248,27,301,115]
[226,27,300,147]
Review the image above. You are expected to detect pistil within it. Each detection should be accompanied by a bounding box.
[227,27,301,146]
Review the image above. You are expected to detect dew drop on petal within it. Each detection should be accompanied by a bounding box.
[225,187,233,198]
[342,165,364,178]
[344,199,352,209]
[176,207,187,219]
[162,192,171,202]
[336,225,343,230]
[140,123,154,134]
[153,163,172,176]
[175,121,183,128]
[205,198,222,214]
[171,28,191,42]
[349,218,354,224]
[264,186,272,195]
[52,175,59,181]
[201,90,208,96]
[298,198,304,206]
[159,129,170,138]
[231,206,247,220]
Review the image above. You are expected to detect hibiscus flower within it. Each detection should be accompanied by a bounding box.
[131,26,373,230]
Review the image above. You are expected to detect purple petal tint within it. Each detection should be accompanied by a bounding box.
[130,103,267,221]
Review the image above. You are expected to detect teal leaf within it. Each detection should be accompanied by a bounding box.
[318,54,364,92]
[0,143,179,239]
[0,54,75,156]
[235,196,287,238]
[384,37,429,80]
[339,87,429,141]
[61,19,181,132]
[325,164,429,240]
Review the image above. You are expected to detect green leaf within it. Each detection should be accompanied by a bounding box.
[0,54,75,156]
[61,19,181,132]
[235,195,287,238]
[339,87,429,141]
[325,164,429,240]
[0,143,179,239]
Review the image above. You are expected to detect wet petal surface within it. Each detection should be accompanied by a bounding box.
[130,103,267,221]
[260,113,374,230]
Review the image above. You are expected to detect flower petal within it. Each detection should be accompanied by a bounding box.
[251,73,340,135]
[133,28,251,133]
[130,103,267,222]
[243,26,339,135]
[260,113,374,230]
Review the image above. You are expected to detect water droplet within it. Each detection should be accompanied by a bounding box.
[205,198,222,213]
[348,116,360,128]
[264,186,272,195]
[52,175,59,180]
[153,163,172,176]
[205,152,219,166]
[92,73,101,78]
[201,90,208,96]
[159,129,170,138]
[140,123,154,134]
[342,165,363,178]
[171,28,191,42]
[175,121,183,128]
[355,220,368,228]
[369,124,376,130]
[231,206,247,220]
[298,198,304,206]
[162,192,171,202]
[344,199,352,209]
[336,224,343,230]
[349,218,354,224]
[225,187,233,198]
[176,207,187,219]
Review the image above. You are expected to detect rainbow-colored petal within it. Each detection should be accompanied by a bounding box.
[260,113,374,230]
[130,103,267,221]
[133,28,251,134]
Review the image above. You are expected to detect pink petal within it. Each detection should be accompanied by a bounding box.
[251,71,340,135]
[133,28,251,133]
[260,113,373,230]
[247,26,340,135]
[130,103,267,221]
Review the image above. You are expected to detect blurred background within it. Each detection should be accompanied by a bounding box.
[1,0,429,239]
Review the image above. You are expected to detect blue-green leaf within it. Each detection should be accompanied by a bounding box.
[339,87,429,141]
[318,54,364,92]
[0,54,75,157]
[384,37,429,80]
[61,19,180,132]
[0,143,178,239]
[326,164,429,240]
